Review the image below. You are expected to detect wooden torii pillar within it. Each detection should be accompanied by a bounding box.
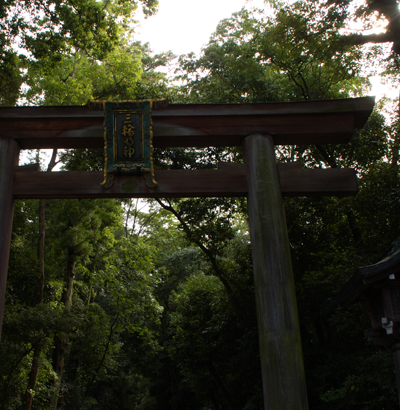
[0,136,20,344]
[243,133,308,408]
[0,97,374,409]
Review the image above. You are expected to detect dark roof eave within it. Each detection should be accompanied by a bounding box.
[333,247,400,308]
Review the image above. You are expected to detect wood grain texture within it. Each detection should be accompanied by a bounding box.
[0,138,19,342]
[12,164,358,199]
[243,134,308,410]
[0,97,374,149]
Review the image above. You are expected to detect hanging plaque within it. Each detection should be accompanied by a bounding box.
[88,99,167,189]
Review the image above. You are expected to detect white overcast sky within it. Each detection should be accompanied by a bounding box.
[135,0,266,56]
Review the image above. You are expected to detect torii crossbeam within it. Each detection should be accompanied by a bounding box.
[0,97,375,410]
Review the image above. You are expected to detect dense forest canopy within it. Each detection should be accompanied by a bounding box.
[0,0,399,409]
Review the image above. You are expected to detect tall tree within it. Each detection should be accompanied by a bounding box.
[319,0,400,57]
[177,6,367,103]
[0,0,159,105]
[160,4,400,409]
[22,150,58,410]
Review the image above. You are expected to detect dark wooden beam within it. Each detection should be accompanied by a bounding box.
[13,163,358,199]
[0,97,374,149]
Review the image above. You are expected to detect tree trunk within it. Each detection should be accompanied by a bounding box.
[21,340,42,410]
[49,247,76,409]
[22,150,58,410]
[392,90,400,168]
[21,199,45,410]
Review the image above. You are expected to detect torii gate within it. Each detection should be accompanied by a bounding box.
[0,97,374,410]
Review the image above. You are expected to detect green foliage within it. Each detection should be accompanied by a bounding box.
[0,0,157,63]
[258,1,366,100]
[25,45,142,105]
[0,0,160,106]
[169,273,261,410]
[177,5,367,104]
[320,349,397,409]
[1,0,400,409]
[0,50,23,106]
[23,36,177,106]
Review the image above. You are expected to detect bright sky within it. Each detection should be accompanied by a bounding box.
[135,0,266,56]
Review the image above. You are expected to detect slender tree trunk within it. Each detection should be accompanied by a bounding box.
[392,91,400,168]
[155,198,248,317]
[50,333,68,409]
[50,247,76,409]
[84,315,118,399]
[21,200,45,410]
[37,200,46,305]
[49,149,73,409]
[22,150,58,410]
[21,340,42,410]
